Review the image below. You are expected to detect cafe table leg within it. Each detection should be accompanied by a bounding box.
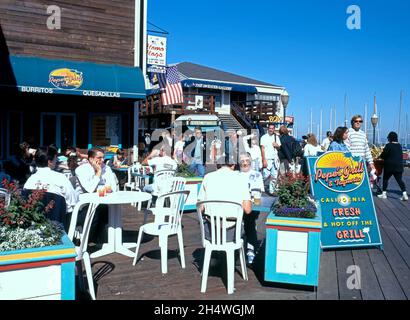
[113,204,138,257]
[90,204,117,258]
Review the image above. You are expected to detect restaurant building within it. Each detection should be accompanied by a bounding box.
[139,62,290,134]
[0,0,147,160]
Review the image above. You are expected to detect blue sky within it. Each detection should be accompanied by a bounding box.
[148,0,410,144]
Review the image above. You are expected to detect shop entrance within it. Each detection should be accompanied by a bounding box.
[90,114,122,147]
[230,92,247,103]
[40,113,76,150]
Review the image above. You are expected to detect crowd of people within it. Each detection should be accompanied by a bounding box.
[1,114,408,266]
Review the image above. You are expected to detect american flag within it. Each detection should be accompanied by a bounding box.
[158,66,184,106]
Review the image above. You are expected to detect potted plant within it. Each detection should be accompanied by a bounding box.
[0,179,76,300]
[176,164,203,211]
[264,173,322,287]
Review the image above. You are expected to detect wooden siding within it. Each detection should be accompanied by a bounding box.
[0,0,135,66]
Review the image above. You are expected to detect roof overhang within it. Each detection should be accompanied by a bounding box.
[181,78,257,94]
[255,86,287,95]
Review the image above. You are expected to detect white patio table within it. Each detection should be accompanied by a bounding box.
[70,191,152,258]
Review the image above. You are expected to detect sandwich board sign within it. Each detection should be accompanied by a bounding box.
[307,152,383,250]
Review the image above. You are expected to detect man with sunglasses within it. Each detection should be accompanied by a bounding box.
[346,115,375,172]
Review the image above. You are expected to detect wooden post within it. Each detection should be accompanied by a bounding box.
[210,95,214,114]
[150,95,154,115]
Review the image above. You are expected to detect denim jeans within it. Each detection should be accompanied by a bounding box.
[189,162,205,177]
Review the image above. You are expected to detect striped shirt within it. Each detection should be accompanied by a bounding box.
[345,128,373,164]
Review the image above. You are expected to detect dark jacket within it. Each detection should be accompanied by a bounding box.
[279,135,294,162]
[185,136,207,164]
[380,142,404,173]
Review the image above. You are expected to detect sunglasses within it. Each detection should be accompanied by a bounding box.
[354,120,363,123]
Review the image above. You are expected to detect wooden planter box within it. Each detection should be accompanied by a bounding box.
[183,177,203,211]
[0,234,77,300]
[264,207,322,287]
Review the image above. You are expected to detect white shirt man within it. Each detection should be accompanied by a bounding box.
[260,124,281,194]
[147,154,178,172]
[198,164,251,230]
[75,150,118,196]
[142,148,178,194]
[24,147,78,213]
[321,136,332,152]
[25,167,78,213]
[260,127,281,167]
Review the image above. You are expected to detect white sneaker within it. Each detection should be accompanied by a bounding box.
[400,192,408,201]
[247,250,255,265]
[377,192,387,199]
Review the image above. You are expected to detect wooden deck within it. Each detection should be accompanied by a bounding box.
[81,169,410,300]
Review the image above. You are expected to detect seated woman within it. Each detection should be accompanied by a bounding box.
[238,153,265,265]
[108,148,128,168]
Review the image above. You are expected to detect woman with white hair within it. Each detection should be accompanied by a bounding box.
[239,153,265,265]
[242,133,263,172]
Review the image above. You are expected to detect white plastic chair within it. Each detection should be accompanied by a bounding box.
[196,200,248,294]
[62,169,73,180]
[68,200,99,300]
[152,169,176,197]
[133,190,190,274]
[124,165,140,192]
[143,177,186,224]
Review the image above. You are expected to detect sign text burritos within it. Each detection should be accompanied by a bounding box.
[307,152,382,249]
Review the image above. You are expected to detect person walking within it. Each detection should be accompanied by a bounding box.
[187,127,206,177]
[345,115,375,171]
[328,127,350,152]
[303,133,323,157]
[377,132,408,201]
[278,126,294,175]
[260,123,281,194]
[321,131,333,151]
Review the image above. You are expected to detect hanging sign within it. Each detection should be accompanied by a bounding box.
[147,35,167,67]
[307,152,383,249]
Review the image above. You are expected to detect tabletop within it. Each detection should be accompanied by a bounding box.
[79,191,152,204]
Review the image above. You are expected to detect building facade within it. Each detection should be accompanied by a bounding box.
[0,0,147,159]
[140,62,290,135]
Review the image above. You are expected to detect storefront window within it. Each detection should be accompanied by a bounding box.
[40,113,76,150]
[91,114,121,147]
[7,112,23,157]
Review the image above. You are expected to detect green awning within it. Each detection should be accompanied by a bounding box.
[0,55,146,99]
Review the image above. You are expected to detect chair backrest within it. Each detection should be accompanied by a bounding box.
[0,188,11,208]
[170,177,186,192]
[196,200,243,248]
[62,169,73,179]
[155,190,189,233]
[153,169,176,195]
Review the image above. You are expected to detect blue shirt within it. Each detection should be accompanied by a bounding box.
[328,141,350,152]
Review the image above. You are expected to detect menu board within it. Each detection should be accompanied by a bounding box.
[307,152,383,249]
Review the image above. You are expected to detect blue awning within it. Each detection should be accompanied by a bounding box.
[181,79,257,93]
[0,55,146,99]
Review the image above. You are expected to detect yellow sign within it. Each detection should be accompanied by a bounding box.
[269,116,281,123]
[49,68,83,90]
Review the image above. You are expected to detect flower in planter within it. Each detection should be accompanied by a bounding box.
[271,173,317,219]
[176,163,196,178]
[0,179,64,252]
